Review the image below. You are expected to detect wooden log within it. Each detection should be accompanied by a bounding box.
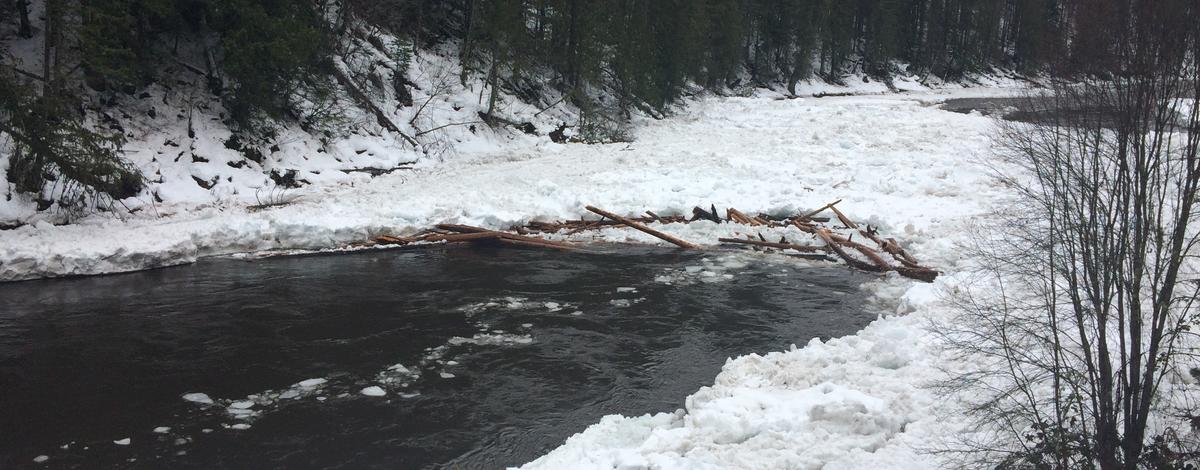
[726,208,762,225]
[718,237,826,252]
[375,235,419,245]
[859,229,922,267]
[586,206,700,249]
[433,224,580,250]
[424,232,505,243]
[895,266,939,283]
[801,199,842,219]
[691,206,722,223]
[828,204,858,229]
[815,228,888,272]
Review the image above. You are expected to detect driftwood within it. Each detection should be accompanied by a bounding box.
[802,199,843,219]
[369,202,939,282]
[690,205,723,223]
[434,224,581,251]
[718,237,826,253]
[586,206,700,249]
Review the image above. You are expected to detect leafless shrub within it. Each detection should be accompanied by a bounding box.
[249,184,299,212]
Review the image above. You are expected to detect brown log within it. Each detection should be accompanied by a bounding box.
[718,237,826,252]
[691,206,722,223]
[433,224,580,250]
[586,206,700,249]
[375,235,419,245]
[828,204,858,229]
[895,266,939,283]
[815,228,888,272]
[801,199,842,219]
[424,232,505,243]
[726,208,763,226]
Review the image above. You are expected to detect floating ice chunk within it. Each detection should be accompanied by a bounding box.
[361,386,387,397]
[446,360,459,366]
[153,427,170,434]
[448,333,533,346]
[544,302,561,311]
[610,299,631,307]
[182,393,213,405]
[228,401,255,410]
[616,287,638,293]
[521,323,533,328]
[439,372,456,379]
[229,423,251,430]
[297,378,327,388]
[113,438,131,446]
[400,392,421,398]
[685,266,703,273]
[570,311,583,316]
[33,455,48,463]
[201,429,213,434]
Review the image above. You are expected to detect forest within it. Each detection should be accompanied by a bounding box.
[0,0,1151,204]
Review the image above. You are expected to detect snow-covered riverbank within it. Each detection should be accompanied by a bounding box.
[0,86,1017,282]
[6,84,1024,467]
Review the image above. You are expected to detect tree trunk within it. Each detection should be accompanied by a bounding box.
[17,0,32,38]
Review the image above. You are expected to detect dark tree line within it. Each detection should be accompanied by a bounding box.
[0,0,1156,206]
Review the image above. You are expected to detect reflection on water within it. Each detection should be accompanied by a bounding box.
[0,245,870,469]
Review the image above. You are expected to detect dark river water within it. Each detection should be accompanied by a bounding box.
[0,245,871,469]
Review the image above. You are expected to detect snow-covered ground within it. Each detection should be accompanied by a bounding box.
[5,82,1033,467]
[0,84,1020,282]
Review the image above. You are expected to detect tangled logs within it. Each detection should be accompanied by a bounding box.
[370,200,939,282]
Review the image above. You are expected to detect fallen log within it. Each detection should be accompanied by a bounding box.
[726,208,764,226]
[424,232,505,243]
[801,199,842,220]
[585,206,700,249]
[690,205,722,223]
[828,204,857,229]
[434,224,581,251]
[718,237,826,252]
[822,205,929,271]
[332,64,418,147]
[815,228,887,272]
[895,266,940,283]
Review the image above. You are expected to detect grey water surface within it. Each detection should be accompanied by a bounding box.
[0,245,871,469]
